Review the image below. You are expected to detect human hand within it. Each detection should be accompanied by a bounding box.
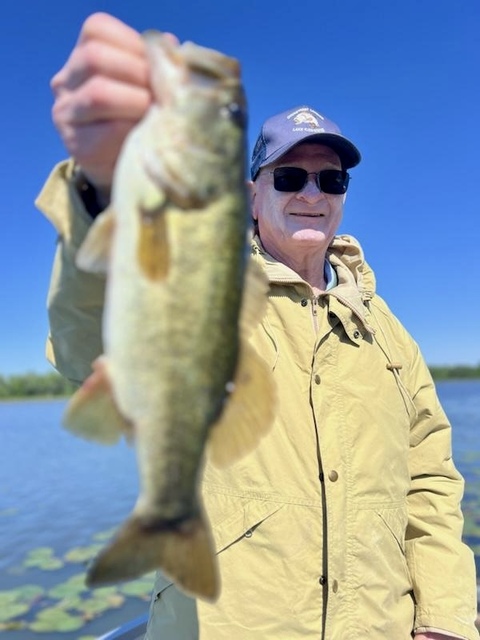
[50,12,152,193]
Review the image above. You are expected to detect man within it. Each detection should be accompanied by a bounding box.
[36,12,478,640]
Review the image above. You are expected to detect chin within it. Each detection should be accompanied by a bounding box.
[291,228,330,244]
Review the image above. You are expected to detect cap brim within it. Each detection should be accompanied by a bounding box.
[259,132,361,174]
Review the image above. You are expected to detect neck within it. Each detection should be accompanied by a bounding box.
[261,240,328,293]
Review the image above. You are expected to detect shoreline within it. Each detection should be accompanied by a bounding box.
[1,376,480,403]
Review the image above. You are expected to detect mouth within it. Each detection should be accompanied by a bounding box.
[289,212,325,218]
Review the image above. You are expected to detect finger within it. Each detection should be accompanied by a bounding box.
[79,13,180,51]
[51,39,149,95]
[53,76,151,125]
[78,12,145,56]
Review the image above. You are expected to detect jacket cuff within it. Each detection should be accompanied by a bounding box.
[35,159,98,249]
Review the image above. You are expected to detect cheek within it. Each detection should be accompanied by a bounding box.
[329,198,344,220]
[253,192,277,227]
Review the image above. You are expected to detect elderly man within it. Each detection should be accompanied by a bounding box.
[37,12,478,640]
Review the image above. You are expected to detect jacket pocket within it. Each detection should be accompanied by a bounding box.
[203,489,285,554]
[375,507,412,587]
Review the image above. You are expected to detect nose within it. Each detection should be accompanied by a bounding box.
[297,175,326,201]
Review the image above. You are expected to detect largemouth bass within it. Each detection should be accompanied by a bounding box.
[63,32,274,601]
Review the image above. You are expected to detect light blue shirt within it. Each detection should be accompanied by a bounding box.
[324,260,337,291]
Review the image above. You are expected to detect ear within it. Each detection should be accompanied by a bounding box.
[247,180,258,220]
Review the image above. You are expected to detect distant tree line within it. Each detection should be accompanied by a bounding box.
[0,365,479,400]
[428,365,480,381]
[0,371,76,400]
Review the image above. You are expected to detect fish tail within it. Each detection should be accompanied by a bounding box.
[86,514,219,601]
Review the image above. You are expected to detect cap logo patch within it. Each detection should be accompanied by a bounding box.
[293,112,320,127]
[287,107,326,133]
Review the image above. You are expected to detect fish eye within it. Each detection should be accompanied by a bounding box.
[221,102,247,129]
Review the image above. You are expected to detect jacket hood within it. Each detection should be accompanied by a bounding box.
[252,234,375,296]
[251,233,376,335]
[327,234,376,300]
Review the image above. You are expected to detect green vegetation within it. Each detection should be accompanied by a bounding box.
[429,364,480,381]
[0,364,479,401]
[0,527,153,634]
[0,371,76,400]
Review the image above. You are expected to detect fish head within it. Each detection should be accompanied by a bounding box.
[141,31,248,202]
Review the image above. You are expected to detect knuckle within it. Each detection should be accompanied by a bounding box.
[81,75,111,109]
[77,40,107,76]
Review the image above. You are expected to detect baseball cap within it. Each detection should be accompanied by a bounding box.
[250,105,361,180]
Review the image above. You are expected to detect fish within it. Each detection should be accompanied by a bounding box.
[62,31,275,602]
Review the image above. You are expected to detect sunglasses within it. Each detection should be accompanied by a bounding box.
[271,167,350,195]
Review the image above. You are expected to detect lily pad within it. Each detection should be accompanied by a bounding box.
[120,577,154,598]
[64,544,102,564]
[47,574,87,599]
[93,527,117,542]
[0,591,20,607]
[23,547,64,570]
[0,584,45,621]
[80,592,125,617]
[0,603,30,623]
[0,621,27,631]
[29,607,85,633]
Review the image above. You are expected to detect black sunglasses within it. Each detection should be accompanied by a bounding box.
[271,167,350,195]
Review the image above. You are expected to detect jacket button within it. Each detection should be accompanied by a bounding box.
[244,529,253,538]
[332,579,339,593]
[353,330,361,339]
[318,575,327,585]
[301,299,308,307]
[328,470,339,482]
[314,374,321,384]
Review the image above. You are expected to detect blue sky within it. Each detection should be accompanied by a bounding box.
[1,0,479,374]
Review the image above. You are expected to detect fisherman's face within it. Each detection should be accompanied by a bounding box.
[250,143,345,263]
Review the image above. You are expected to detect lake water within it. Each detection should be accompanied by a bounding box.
[1,381,479,637]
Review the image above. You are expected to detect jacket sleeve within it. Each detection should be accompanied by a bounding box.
[35,159,106,385]
[405,344,479,639]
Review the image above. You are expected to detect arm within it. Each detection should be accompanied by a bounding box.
[36,159,106,384]
[406,346,478,639]
[36,13,153,383]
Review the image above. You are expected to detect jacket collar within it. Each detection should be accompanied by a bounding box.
[251,234,376,334]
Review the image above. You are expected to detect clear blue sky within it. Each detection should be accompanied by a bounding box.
[1,0,479,375]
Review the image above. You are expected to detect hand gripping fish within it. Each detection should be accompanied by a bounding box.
[63,32,275,602]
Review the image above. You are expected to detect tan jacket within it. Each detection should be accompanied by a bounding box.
[37,161,479,640]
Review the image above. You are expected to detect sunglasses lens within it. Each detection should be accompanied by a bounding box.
[273,167,307,192]
[273,168,349,194]
[319,170,349,194]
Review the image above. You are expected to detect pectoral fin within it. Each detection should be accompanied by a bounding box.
[76,208,115,274]
[207,256,275,467]
[239,257,270,336]
[207,340,276,468]
[137,202,170,280]
[63,357,132,444]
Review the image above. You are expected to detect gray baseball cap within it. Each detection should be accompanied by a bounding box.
[250,105,361,180]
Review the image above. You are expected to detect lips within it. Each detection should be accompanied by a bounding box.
[289,212,325,218]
